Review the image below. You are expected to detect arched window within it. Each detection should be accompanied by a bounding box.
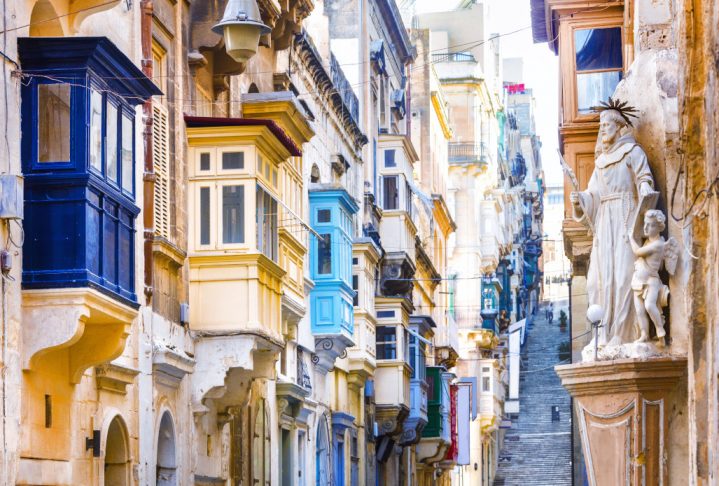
[315,415,331,486]
[252,399,271,485]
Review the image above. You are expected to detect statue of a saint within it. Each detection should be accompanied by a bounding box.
[570,99,655,346]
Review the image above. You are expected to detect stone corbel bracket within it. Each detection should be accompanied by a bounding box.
[191,332,282,415]
[22,288,136,384]
[312,335,354,374]
[153,342,196,388]
[67,0,124,33]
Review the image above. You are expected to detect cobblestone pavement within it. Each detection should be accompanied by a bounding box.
[493,302,573,486]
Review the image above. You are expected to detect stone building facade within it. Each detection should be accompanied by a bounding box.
[531,0,719,484]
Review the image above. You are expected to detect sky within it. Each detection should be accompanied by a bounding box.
[415,0,563,186]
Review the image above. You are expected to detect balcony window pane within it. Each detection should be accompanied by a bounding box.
[200,153,210,171]
[121,114,133,193]
[222,151,244,170]
[575,27,622,71]
[376,326,397,360]
[577,71,623,114]
[257,187,278,261]
[106,103,118,182]
[352,275,359,307]
[382,176,398,210]
[38,84,70,162]
[384,149,396,167]
[317,233,332,275]
[200,187,210,245]
[222,185,245,243]
[318,209,331,223]
[89,90,103,172]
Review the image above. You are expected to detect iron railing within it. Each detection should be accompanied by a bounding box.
[432,52,476,63]
[448,142,488,164]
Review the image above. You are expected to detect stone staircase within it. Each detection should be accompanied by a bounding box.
[493,302,573,486]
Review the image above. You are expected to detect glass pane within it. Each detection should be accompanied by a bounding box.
[200,187,210,245]
[384,149,396,167]
[317,233,332,275]
[106,103,118,182]
[38,84,70,162]
[577,71,623,114]
[317,209,331,223]
[121,114,133,193]
[222,151,244,170]
[200,153,210,171]
[383,176,398,210]
[575,27,622,71]
[352,275,359,306]
[222,185,245,243]
[90,90,103,172]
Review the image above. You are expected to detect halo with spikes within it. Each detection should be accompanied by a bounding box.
[591,97,639,127]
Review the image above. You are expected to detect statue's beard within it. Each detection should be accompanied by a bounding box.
[601,136,617,152]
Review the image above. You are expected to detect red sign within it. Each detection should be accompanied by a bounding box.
[444,384,459,462]
[506,83,525,94]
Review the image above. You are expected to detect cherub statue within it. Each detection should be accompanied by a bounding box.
[628,210,679,342]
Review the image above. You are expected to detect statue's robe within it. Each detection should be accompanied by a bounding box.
[574,135,655,345]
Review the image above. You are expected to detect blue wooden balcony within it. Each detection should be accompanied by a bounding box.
[309,186,359,372]
[19,37,160,307]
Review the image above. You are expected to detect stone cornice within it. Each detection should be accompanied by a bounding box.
[555,356,687,397]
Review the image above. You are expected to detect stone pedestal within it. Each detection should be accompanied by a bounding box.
[556,357,686,486]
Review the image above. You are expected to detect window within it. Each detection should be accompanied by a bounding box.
[318,209,331,223]
[352,275,359,307]
[222,151,244,170]
[121,114,133,193]
[89,89,103,172]
[384,149,396,167]
[252,400,271,486]
[256,186,278,261]
[409,331,426,380]
[574,27,623,114]
[222,185,245,244]
[200,187,211,245]
[406,181,413,216]
[38,84,70,162]
[106,102,119,182]
[376,326,397,360]
[317,234,332,275]
[200,153,210,171]
[482,376,490,392]
[382,175,399,210]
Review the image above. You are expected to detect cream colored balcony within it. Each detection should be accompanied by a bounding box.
[186,116,302,411]
[478,360,504,435]
[347,239,382,381]
[375,297,413,440]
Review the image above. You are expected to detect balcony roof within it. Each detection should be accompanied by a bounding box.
[184,115,302,156]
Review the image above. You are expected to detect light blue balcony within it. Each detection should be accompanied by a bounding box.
[309,186,359,372]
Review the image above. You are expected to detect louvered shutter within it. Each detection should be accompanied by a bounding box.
[152,103,171,240]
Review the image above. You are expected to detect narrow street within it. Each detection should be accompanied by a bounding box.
[494,301,572,486]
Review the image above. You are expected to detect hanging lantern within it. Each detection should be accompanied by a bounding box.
[212,0,271,64]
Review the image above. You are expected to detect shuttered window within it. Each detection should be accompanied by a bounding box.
[152,103,171,240]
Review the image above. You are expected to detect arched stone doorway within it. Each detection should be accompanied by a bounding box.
[105,415,130,486]
[156,411,177,486]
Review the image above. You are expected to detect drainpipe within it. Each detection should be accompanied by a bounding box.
[141,0,154,304]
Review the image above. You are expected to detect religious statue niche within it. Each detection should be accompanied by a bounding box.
[565,98,680,361]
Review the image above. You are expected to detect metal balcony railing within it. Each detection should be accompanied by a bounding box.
[448,142,488,165]
[432,52,476,63]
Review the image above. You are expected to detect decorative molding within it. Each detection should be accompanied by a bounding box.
[95,362,140,394]
[153,342,196,388]
[375,404,410,438]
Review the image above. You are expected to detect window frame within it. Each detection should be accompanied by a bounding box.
[376,326,398,360]
[559,12,627,124]
[381,175,399,211]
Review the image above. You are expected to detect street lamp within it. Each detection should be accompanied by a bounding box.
[213,0,271,64]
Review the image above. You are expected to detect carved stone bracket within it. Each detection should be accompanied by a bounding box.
[153,342,196,388]
[380,251,416,298]
[311,335,352,374]
[375,404,410,439]
[95,362,140,395]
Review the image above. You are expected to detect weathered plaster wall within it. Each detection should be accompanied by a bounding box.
[674,0,719,482]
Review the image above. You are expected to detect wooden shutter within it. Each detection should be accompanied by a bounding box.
[152,103,171,240]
